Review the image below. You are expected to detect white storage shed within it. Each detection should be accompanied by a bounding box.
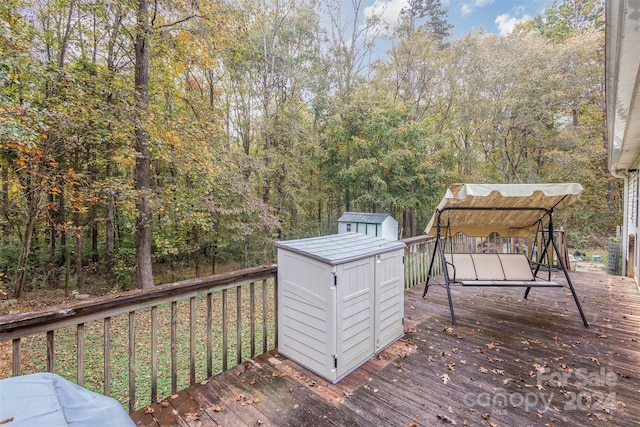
[275,233,405,383]
[337,212,399,241]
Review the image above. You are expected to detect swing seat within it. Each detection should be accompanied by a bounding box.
[444,253,562,287]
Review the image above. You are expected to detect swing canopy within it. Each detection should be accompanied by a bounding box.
[424,183,584,238]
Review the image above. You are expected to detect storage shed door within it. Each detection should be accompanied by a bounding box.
[375,249,405,350]
[335,258,375,378]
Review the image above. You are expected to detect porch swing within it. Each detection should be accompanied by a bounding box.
[422,183,589,327]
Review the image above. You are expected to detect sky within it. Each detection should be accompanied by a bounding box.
[365,0,555,38]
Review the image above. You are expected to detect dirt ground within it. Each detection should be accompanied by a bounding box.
[575,260,607,272]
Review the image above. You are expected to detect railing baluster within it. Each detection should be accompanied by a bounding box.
[46,330,54,373]
[262,279,267,353]
[222,289,228,371]
[250,281,255,358]
[171,301,177,395]
[104,317,111,396]
[236,285,242,365]
[151,306,158,402]
[189,296,196,385]
[12,338,20,376]
[206,293,212,378]
[77,323,84,386]
[129,311,136,413]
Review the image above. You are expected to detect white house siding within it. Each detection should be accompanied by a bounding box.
[632,171,639,282]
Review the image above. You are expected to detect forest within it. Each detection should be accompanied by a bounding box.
[0,0,617,298]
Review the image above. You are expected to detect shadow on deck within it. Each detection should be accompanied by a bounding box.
[131,269,640,427]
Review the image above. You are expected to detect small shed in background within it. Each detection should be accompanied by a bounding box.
[337,212,398,241]
[275,233,405,383]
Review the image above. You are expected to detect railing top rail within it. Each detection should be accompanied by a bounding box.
[0,265,277,341]
[400,235,436,245]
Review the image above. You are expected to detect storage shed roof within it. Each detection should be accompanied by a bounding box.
[275,233,405,265]
[338,212,393,224]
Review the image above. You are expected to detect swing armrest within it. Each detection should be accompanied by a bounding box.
[445,260,456,282]
[529,260,554,280]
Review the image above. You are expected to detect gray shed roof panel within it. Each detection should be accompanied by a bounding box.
[275,233,405,265]
[337,212,392,224]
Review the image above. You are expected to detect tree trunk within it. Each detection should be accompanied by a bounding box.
[74,212,82,289]
[193,225,201,278]
[105,189,116,288]
[13,187,42,298]
[133,0,154,289]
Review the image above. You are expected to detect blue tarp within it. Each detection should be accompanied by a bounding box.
[0,372,135,426]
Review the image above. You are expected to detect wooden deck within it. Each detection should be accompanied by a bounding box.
[131,269,640,427]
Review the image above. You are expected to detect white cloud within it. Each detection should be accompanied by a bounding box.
[460,0,495,17]
[494,8,530,35]
[365,0,408,30]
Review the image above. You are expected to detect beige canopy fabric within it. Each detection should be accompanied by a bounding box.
[424,183,584,238]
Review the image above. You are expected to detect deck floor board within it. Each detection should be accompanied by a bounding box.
[131,269,640,427]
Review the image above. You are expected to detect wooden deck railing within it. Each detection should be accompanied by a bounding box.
[0,234,470,413]
[0,266,277,412]
[401,234,476,288]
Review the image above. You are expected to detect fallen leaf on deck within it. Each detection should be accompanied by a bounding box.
[160,401,169,408]
[214,406,222,412]
[170,394,179,399]
[143,406,154,414]
[441,373,451,384]
[184,412,201,421]
[478,367,488,374]
[344,391,354,397]
[436,414,456,424]
[293,403,299,409]
[271,372,279,377]
[445,361,455,371]
[252,395,260,403]
[594,413,608,421]
[407,423,418,427]
[200,379,209,385]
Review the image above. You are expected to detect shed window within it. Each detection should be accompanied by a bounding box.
[346,223,352,232]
